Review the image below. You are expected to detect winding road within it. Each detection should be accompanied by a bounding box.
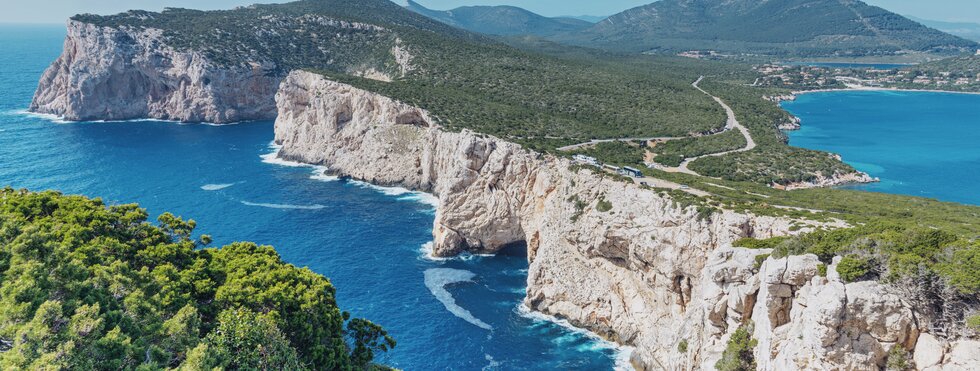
[664,76,757,175]
[560,76,758,195]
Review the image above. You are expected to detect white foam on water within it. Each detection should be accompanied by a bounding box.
[350,180,440,208]
[418,242,494,262]
[240,201,325,210]
[419,242,451,261]
[516,304,635,370]
[198,120,256,126]
[11,110,213,125]
[260,150,308,168]
[398,192,440,208]
[423,268,493,330]
[14,110,71,123]
[482,353,501,371]
[259,143,339,182]
[201,183,235,191]
[310,171,339,182]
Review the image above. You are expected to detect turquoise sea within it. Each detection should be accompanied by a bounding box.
[0,24,625,369]
[783,90,980,206]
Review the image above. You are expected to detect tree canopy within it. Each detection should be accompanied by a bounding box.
[0,188,394,370]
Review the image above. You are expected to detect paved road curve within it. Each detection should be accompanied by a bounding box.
[663,76,757,176]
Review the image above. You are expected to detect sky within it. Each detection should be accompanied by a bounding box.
[1,0,979,24]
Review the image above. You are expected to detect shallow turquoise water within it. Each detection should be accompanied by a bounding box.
[783,90,980,206]
[0,24,624,369]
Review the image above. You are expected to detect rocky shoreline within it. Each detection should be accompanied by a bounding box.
[29,17,980,369]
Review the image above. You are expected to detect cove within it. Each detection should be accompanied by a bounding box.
[782,90,980,206]
[0,24,627,370]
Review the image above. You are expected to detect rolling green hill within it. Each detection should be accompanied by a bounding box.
[555,0,978,57]
[403,0,592,37]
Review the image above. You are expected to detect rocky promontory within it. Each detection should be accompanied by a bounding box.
[272,70,978,370]
[30,20,281,123]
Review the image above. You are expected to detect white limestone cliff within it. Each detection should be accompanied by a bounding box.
[30,20,281,123]
[272,71,978,370]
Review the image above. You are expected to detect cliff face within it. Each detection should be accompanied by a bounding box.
[273,71,978,370]
[30,20,281,123]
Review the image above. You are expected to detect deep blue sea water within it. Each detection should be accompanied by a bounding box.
[783,90,980,206]
[0,24,625,369]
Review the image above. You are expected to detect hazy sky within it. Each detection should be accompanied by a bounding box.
[1,0,979,24]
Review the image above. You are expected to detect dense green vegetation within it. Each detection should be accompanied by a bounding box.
[0,189,393,370]
[568,142,645,167]
[650,130,746,167]
[317,32,726,142]
[556,0,976,57]
[73,0,470,74]
[716,323,757,371]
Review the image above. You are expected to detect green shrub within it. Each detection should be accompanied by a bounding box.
[678,339,689,353]
[837,255,871,283]
[596,197,614,213]
[716,323,757,371]
[817,263,827,277]
[937,242,980,294]
[967,314,980,331]
[754,254,771,270]
[734,236,789,249]
[886,345,911,371]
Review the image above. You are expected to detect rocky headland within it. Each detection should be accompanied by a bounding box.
[29,13,979,369]
[30,20,281,123]
[271,70,978,370]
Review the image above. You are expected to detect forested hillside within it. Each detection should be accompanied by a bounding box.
[0,189,394,370]
[556,0,977,57]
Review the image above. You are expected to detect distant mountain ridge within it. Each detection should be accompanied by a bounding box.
[909,16,980,42]
[403,0,591,36]
[553,0,978,57]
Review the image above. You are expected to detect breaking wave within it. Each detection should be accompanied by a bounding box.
[240,201,326,210]
[516,304,635,370]
[201,183,235,191]
[423,268,492,330]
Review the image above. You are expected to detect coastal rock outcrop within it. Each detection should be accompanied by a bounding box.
[30,20,281,123]
[272,71,976,370]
